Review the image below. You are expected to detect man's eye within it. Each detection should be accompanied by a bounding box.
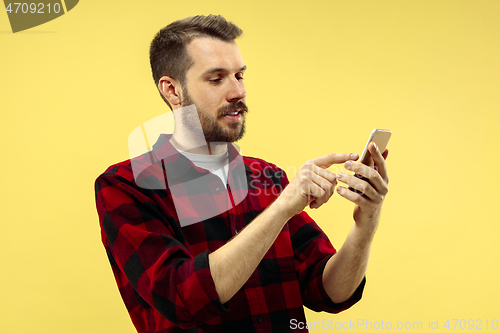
[209,78,222,83]
[236,75,244,81]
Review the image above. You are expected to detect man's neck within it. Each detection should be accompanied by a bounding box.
[170,134,228,155]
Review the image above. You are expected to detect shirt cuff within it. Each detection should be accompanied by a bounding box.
[176,250,230,325]
[314,254,366,313]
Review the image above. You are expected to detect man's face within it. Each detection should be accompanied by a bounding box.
[179,37,248,142]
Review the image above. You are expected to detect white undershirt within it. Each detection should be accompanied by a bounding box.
[176,148,229,188]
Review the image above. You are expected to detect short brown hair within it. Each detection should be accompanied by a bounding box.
[150,15,243,109]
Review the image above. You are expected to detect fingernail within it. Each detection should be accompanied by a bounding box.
[373,142,378,151]
[338,172,345,179]
[345,161,352,169]
[337,187,342,194]
[350,153,358,159]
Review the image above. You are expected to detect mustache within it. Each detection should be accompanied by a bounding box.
[218,101,248,116]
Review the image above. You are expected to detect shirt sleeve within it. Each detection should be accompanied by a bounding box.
[95,166,229,329]
[276,167,365,313]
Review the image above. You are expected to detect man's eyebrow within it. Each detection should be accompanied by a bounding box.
[202,65,247,76]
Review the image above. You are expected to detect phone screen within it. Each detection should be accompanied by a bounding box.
[349,129,391,194]
[359,129,391,166]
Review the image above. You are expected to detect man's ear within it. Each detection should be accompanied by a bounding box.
[158,76,182,107]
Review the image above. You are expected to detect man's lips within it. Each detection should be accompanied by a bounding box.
[221,109,244,121]
[220,108,246,116]
[223,109,243,116]
[218,101,248,119]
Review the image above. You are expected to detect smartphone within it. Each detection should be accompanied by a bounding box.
[359,129,392,166]
[349,129,391,194]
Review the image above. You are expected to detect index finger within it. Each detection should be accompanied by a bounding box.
[312,153,359,168]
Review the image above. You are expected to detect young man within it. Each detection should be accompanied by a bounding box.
[95,15,389,333]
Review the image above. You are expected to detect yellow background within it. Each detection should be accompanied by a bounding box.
[1,0,499,332]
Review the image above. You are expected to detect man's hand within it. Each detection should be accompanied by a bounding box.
[277,153,359,218]
[336,142,389,233]
[321,143,389,303]
[210,152,358,304]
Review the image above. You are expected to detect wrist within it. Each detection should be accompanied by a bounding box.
[353,204,381,231]
[271,195,297,222]
[352,219,377,243]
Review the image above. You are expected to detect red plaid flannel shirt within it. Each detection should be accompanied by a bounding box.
[95,134,365,333]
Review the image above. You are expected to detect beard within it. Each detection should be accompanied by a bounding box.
[180,87,248,143]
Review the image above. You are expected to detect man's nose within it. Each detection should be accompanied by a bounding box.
[226,77,246,102]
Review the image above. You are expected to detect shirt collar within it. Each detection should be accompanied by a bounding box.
[151,134,252,184]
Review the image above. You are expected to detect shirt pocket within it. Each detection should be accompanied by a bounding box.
[261,224,296,275]
[258,256,297,289]
[262,257,296,274]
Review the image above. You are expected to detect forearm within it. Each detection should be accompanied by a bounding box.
[322,222,376,303]
[327,143,389,304]
[208,153,362,304]
[209,199,292,304]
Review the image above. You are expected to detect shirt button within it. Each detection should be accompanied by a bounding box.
[215,187,222,195]
[256,315,262,323]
